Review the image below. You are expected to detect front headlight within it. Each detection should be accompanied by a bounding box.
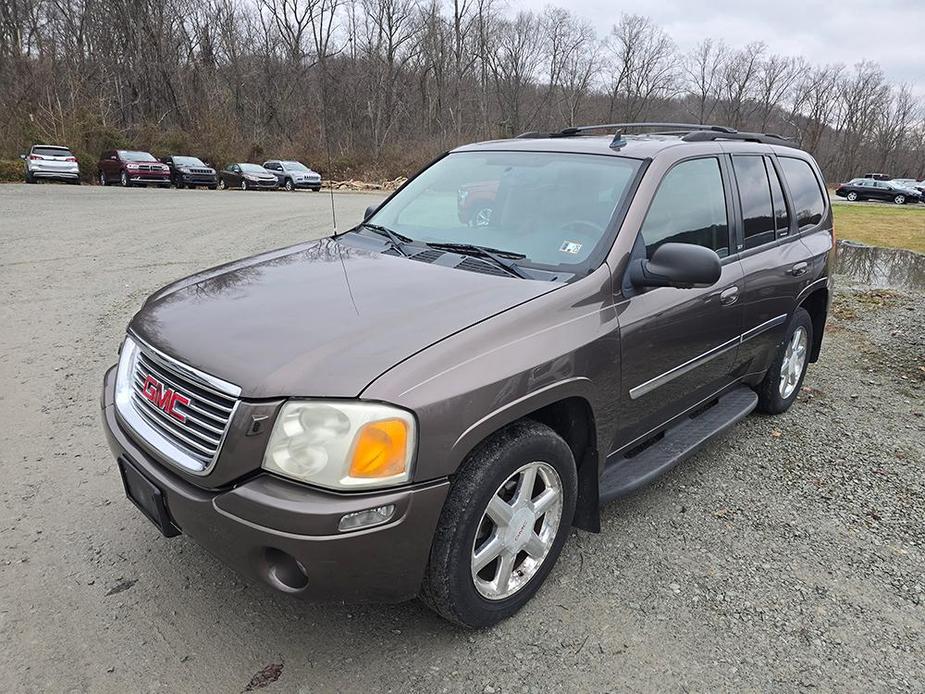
[261,401,416,490]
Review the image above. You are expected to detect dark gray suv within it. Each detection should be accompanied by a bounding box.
[101,123,833,627]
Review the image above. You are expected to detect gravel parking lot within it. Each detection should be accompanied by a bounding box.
[1,183,923,693]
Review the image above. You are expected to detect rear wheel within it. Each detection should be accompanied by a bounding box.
[25,170,36,184]
[846,191,857,202]
[755,308,813,414]
[893,194,906,205]
[421,420,576,628]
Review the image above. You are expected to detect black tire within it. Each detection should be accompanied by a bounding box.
[120,170,129,187]
[846,191,857,202]
[25,170,35,184]
[175,179,185,189]
[218,178,226,190]
[69,178,80,185]
[284,178,294,192]
[421,420,577,628]
[755,307,813,414]
[241,179,248,191]
[893,194,906,205]
[98,171,106,186]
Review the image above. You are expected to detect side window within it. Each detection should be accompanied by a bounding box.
[639,157,729,258]
[732,155,775,250]
[765,157,791,237]
[779,157,826,230]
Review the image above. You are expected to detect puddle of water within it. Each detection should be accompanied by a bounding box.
[834,241,925,291]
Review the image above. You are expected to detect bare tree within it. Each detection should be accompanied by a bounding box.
[681,38,726,124]
[605,14,676,122]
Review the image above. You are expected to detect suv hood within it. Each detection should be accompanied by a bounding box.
[129,238,559,398]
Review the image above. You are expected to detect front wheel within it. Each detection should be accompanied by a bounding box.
[421,420,576,628]
[755,308,813,414]
[894,194,906,205]
[218,179,226,190]
[284,178,294,192]
[241,179,248,191]
[120,171,129,187]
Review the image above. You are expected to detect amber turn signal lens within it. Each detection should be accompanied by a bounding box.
[348,419,409,478]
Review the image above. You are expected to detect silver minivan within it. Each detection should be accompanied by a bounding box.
[21,144,80,184]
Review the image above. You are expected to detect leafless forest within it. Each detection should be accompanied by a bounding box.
[1,0,923,181]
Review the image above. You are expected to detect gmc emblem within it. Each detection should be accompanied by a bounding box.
[141,374,191,423]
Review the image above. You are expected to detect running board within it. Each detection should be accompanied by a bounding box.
[599,387,758,504]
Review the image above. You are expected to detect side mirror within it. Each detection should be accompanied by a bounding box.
[19,154,26,160]
[629,242,721,289]
[364,205,378,220]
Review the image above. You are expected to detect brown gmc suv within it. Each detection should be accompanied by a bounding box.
[101,123,834,627]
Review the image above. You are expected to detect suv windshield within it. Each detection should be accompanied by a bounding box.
[173,156,206,167]
[366,151,641,270]
[239,163,265,173]
[119,150,157,162]
[283,161,309,171]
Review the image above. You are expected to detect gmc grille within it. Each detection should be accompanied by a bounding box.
[129,347,237,467]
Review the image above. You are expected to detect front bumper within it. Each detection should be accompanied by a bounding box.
[129,175,170,184]
[291,179,322,189]
[178,174,218,186]
[101,365,449,602]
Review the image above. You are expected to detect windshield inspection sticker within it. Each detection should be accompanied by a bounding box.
[560,241,583,255]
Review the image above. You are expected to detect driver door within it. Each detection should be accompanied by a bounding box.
[612,156,744,449]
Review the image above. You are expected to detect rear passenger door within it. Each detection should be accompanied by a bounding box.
[613,156,744,448]
[732,154,815,375]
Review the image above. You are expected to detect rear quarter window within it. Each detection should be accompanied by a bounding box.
[779,157,826,230]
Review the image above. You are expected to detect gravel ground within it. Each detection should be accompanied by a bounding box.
[1,183,923,693]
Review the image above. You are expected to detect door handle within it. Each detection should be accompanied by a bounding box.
[789,262,808,277]
[719,286,739,306]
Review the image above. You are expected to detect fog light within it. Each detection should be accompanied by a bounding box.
[338,504,395,532]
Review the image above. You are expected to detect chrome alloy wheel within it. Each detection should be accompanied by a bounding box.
[471,461,563,601]
[779,325,808,399]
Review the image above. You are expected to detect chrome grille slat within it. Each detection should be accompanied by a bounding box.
[130,390,223,446]
[131,397,216,458]
[126,341,239,471]
[136,352,235,410]
[130,372,226,435]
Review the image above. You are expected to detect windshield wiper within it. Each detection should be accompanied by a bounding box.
[359,223,414,257]
[424,241,531,279]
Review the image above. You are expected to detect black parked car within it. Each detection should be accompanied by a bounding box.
[834,178,921,205]
[217,163,279,191]
[161,156,218,189]
[263,160,322,191]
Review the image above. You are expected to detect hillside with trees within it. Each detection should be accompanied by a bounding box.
[1,0,922,182]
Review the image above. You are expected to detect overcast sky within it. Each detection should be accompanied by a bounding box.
[517,0,925,96]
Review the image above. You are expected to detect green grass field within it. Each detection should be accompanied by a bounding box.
[833,203,925,254]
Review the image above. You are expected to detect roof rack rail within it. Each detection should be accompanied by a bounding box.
[681,130,797,148]
[515,122,737,139]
